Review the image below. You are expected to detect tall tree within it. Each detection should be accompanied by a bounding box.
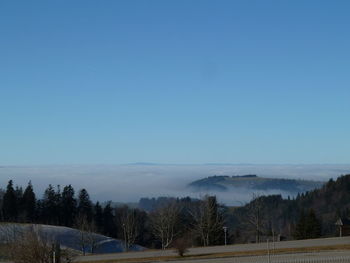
[303,209,322,239]
[102,202,115,237]
[74,213,99,255]
[293,209,321,240]
[94,202,103,233]
[191,196,224,246]
[294,209,307,240]
[15,186,25,222]
[115,206,140,250]
[246,194,265,243]
[41,185,61,225]
[2,180,18,221]
[61,185,77,227]
[77,189,93,222]
[21,181,36,222]
[150,202,180,249]
[0,188,5,221]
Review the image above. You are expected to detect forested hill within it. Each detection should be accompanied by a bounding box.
[230,174,350,241]
[188,175,323,194]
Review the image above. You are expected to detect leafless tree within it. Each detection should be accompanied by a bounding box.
[0,224,75,263]
[246,193,265,243]
[190,195,224,246]
[74,213,100,255]
[12,227,52,263]
[0,223,24,259]
[150,202,180,249]
[117,206,139,251]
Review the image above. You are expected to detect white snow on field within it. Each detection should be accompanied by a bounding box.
[0,223,145,254]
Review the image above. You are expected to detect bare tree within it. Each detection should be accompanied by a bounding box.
[0,223,24,259]
[190,196,224,246]
[11,227,52,263]
[74,213,100,255]
[246,193,265,243]
[0,224,75,263]
[150,202,180,249]
[117,206,139,251]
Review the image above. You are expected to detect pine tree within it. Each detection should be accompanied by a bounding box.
[15,186,23,200]
[305,209,322,239]
[15,186,26,221]
[294,209,307,239]
[94,201,103,232]
[21,181,36,222]
[2,180,18,221]
[102,202,115,236]
[41,185,61,225]
[77,189,93,222]
[61,185,77,227]
[0,188,5,221]
[294,208,322,240]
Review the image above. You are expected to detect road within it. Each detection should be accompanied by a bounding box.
[77,236,350,262]
[157,251,350,263]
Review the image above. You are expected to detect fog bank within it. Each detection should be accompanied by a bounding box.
[0,164,349,205]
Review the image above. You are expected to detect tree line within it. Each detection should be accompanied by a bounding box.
[0,180,226,249]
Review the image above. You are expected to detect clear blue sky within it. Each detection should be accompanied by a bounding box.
[1,0,349,165]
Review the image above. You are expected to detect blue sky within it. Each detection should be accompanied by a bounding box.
[1,0,349,165]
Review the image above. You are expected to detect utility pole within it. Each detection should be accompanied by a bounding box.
[223,226,228,246]
[267,239,271,263]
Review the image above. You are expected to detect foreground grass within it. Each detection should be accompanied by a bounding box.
[0,244,9,261]
[77,244,350,263]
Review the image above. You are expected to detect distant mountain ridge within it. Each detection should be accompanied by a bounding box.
[188,175,324,194]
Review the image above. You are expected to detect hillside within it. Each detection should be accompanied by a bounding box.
[188,175,323,195]
[229,174,350,241]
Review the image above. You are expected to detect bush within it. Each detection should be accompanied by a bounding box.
[173,237,190,257]
[0,224,76,263]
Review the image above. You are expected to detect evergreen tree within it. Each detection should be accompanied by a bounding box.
[293,209,307,239]
[16,186,25,220]
[35,199,44,223]
[294,209,322,240]
[15,186,23,201]
[41,185,61,225]
[102,202,115,237]
[305,209,322,238]
[0,188,5,221]
[61,185,77,227]
[21,181,36,222]
[2,180,18,221]
[77,189,93,222]
[94,201,103,232]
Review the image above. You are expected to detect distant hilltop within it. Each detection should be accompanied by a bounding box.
[188,175,324,195]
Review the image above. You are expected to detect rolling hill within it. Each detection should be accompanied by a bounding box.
[188,175,324,195]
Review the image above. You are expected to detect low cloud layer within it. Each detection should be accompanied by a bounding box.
[1,164,349,205]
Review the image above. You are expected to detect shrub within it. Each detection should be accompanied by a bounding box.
[173,237,190,257]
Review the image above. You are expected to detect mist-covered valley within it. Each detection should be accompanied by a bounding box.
[1,164,350,206]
